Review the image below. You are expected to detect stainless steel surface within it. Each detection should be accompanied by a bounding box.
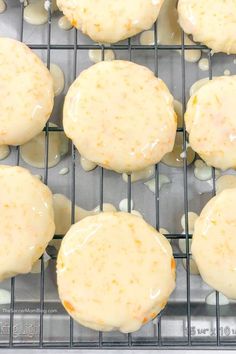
[0,0,236,349]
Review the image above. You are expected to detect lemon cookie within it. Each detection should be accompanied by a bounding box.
[57,212,175,333]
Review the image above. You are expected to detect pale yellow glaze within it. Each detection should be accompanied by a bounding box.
[20,123,68,169]
[178,0,236,54]
[80,157,97,172]
[192,189,236,299]
[58,15,73,31]
[0,165,55,281]
[0,0,6,14]
[50,63,65,97]
[57,212,175,333]
[0,145,10,160]
[57,0,164,44]
[216,175,236,194]
[185,76,236,170]
[53,193,116,235]
[0,38,54,146]
[161,132,195,168]
[140,0,201,63]
[63,60,177,173]
[89,49,115,64]
[24,0,58,25]
[122,166,155,183]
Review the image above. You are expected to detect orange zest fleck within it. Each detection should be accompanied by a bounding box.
[142,317,148,324]
[71,19,77,27]
[63,300,75,312]
[171,257,176,270]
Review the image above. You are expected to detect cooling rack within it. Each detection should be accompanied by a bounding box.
[0,0,236,350]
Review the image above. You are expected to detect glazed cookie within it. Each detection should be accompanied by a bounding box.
[57,212,176,333]
[63,60,177,173]
[192,189,236,299]
[0,165,55,281]
[57,0,164,43]
[178,0,236,54]
[185,76,236,170]
[0,37,54,146]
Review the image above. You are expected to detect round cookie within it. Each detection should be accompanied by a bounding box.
[56,0,164,44]
[63,60,177,173]
[0,37,54,146]
[178,0,236,54]
[57,212,176,333]
[192,189,236,299]
[0,165,55,281]
[185,76,236,170]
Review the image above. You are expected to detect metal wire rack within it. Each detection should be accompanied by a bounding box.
[1,0,236,350]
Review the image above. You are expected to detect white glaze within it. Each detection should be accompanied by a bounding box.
[122,166,155,183]
[192,189,236,299]
[161,132,195,168]
[80,157,97,172]
[205,291,229,306]
[0,145,10,160]
[190,78,211,97]
[216,175,236,194]
[59,167,69,175]
[186,76,236,170]
[182,258,199,275]
[24,0,57,25]
[0,0,6,14]
[0,38,54,146]
[119,198,134,212]
[53,193,117,235]
[140,0,201,63]
[63,61,177,173]
[57,212,176,333]
[89,49,115,64]
[0,166,55,281]
[181,212,198,233]
[49,63,65,97]
[198,58,209,72]
[20,123,68,169]
[144,175,171,193]
[224,69,231,76]
[174,100,183,128]
[57,0,165,44]
[30,252,51,274]
[0,289,10,305]
[58,15,72,31]
[178,0,236,54]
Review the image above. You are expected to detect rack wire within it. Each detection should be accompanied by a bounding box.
[1,0,236,349]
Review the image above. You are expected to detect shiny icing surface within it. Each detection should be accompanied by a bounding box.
[0,165,55,281]
[57,0,164,44]
[192,189,236,299]
[63,60,177,173]
[185,76,236,170]
[57,212,175,333]
[216,175,236,194]
[0,38,54,146]
[178,0,236,54]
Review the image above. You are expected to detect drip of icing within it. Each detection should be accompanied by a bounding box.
[194,159,220,181]
[0,0,6,14]
[30,252,51,274]
[174,99,183,128]
[24,0,57,25]
[205,291,229,306]
[49,63,65,97]
[190,78,211,96]
[20,123,69,169]
[0,289,10,305]
[182,258,199,275]
[89,49,115,64]
[80,156,97,172]
[131,210,143,218]
[0,145,10,160]
[216,175,236,194]
[159,228,169,235]
[119,198,134,212]
[144,174,171,193]
[53,193,117,235]
[181,212,198,233]
[122,165,154,183]
[198,58,209,71]
[58,15,72,31]
[140,0,201,63]
[162,132,195,167]
[59,167,69,175]
[224,69,231,76]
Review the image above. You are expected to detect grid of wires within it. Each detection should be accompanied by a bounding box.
[1,0,236,350]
